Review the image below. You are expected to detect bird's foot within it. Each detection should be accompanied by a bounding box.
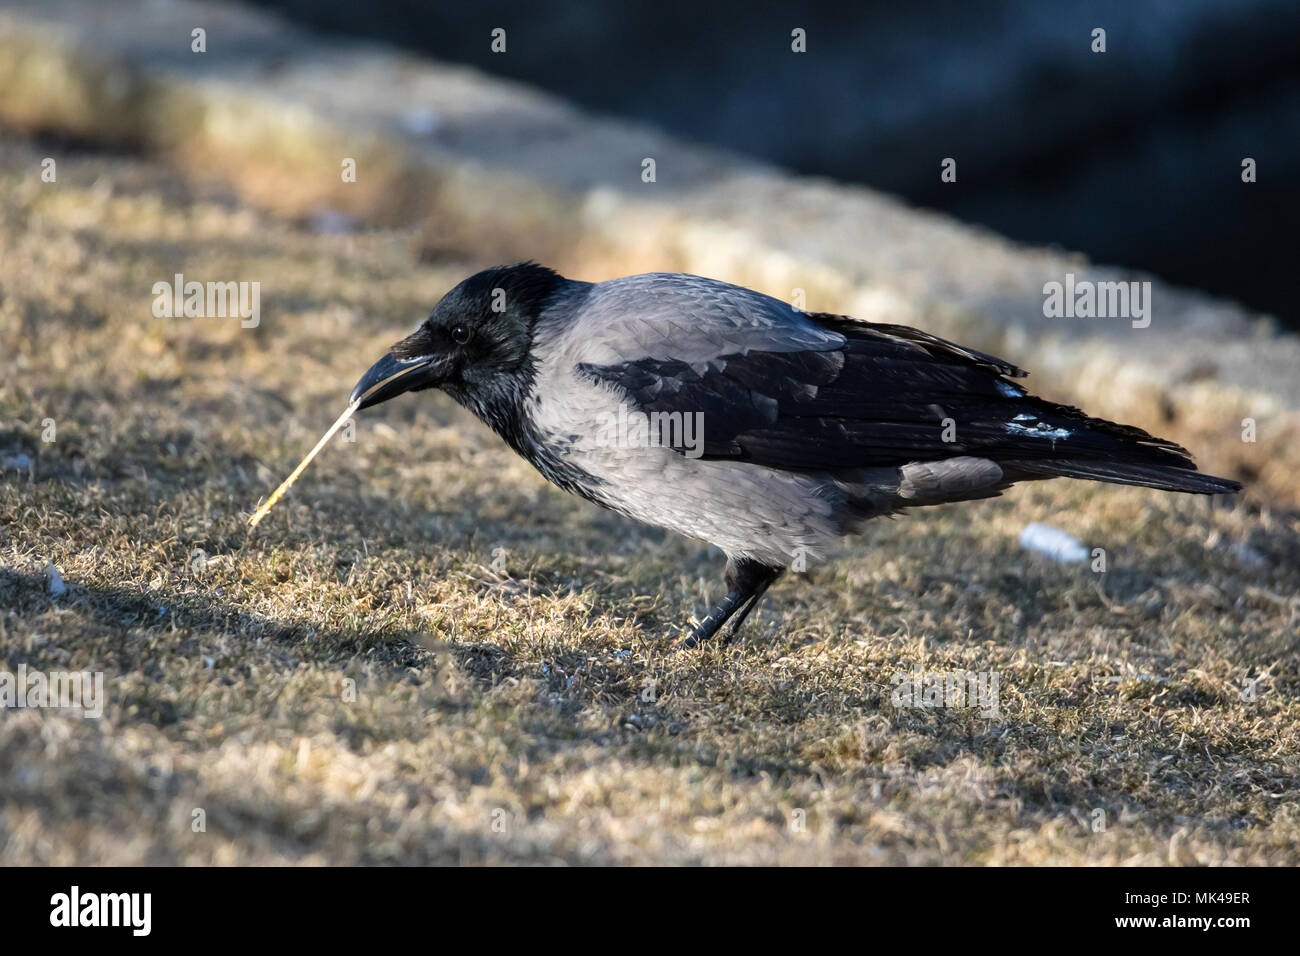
[677,593,744,649]
[676,563,781,648]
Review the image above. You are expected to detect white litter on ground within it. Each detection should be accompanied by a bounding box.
[45,563,67,596]
[1019,522,1089,563]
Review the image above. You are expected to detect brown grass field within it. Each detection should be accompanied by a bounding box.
[1,137,1297,865]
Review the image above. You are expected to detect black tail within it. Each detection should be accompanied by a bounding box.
[1002,458,1242,495]
[986,388,1244,496]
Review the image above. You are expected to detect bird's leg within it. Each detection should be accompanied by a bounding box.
[722,569,781,637]
[679,557,784,647]
[680,591,746,648]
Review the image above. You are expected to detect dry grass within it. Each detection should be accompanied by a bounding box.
[1,137,1297,865]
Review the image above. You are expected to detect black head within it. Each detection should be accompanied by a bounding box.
[350,263,565,411]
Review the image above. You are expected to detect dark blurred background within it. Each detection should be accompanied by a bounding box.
[249,0,1300,327]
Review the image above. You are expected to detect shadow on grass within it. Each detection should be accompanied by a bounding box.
[0,543,1285,861]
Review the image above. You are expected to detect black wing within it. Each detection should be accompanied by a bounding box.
[576,313,1198,474]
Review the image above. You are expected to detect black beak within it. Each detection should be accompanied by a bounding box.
[349,352,442,410]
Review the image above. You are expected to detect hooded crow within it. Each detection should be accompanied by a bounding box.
[350,263,1241,644]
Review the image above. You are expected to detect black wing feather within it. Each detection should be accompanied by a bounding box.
[577,313,1201,475]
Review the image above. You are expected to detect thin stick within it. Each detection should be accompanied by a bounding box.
[248,400,359,529]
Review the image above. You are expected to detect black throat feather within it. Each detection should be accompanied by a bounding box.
[446,341,606,505]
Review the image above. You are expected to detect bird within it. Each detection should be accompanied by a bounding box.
[349,263,1241,645]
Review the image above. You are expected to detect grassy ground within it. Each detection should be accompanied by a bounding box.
[1,136,1297,865]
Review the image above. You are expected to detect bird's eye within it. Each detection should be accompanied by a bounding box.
[451,323,471,345]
